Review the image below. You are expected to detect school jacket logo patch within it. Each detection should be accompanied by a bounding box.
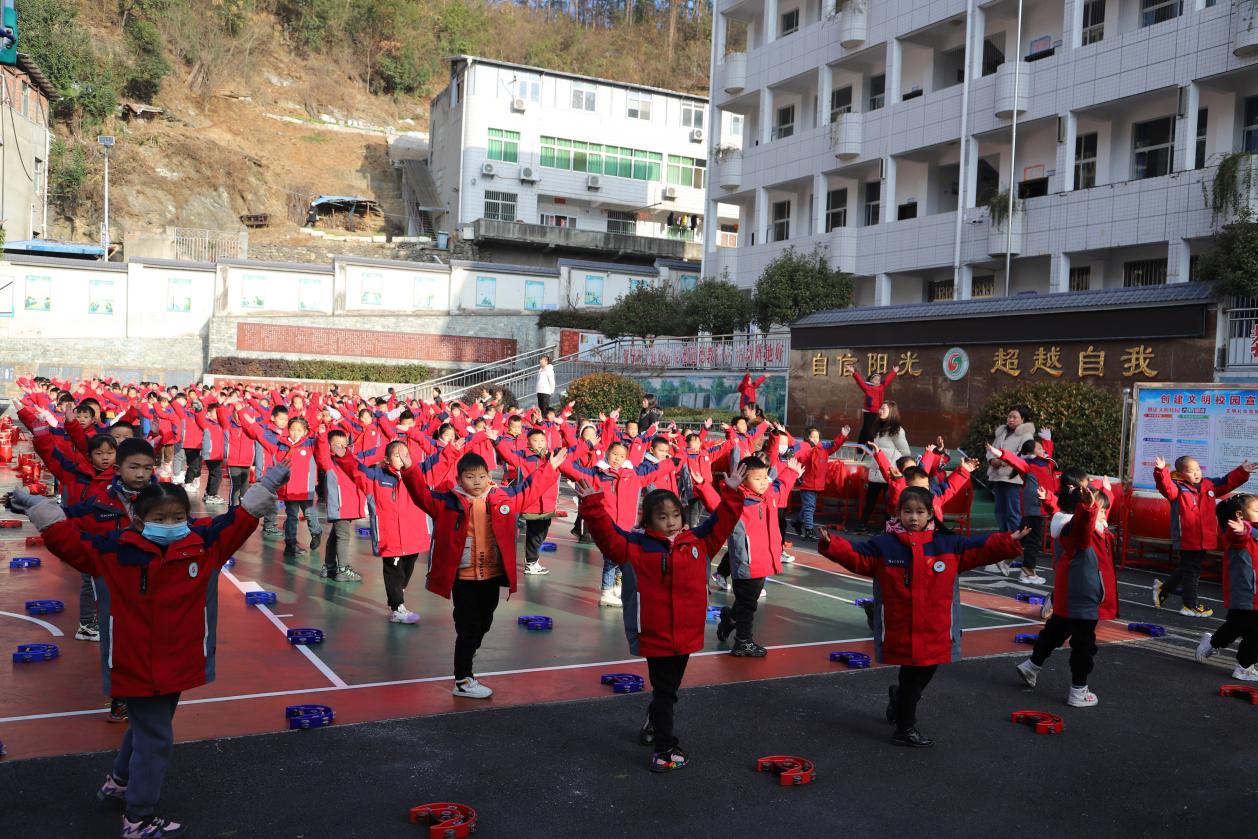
[188,562,199,578]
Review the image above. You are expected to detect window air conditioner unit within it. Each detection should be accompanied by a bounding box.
[689,128,705,142]
[586,174,601,190]
[512,97,527,112]
[520,166,538,182]
[662,185,678,199]
[481,162,495,177]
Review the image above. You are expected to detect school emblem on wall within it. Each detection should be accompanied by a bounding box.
[942,347,970,381]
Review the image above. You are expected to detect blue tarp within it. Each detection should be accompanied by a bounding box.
[310,195,376,208]
[4,240,106,256]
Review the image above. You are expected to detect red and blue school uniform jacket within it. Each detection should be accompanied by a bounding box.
[1154,464,1250,552]
[248,431,318,502]
[401,462,560,599]
[194,408,228,462]
[798,434,847,492]
[1049,502,1119,621]
[871,450,972,518]
[681,447,715,503]
[821,529,1023,665]
[641,451,683,496]
[335,450,443,557]
[999,444,1058,518]
[41,506,260,697]
[619,425,659,467]
[1221,523,1258,611]
[852,368,896,413]
[559,457,678,530]
[29,427,96,504]
[737,374,767,410]
[494,442,562,514]
[694,468,799,580]
[215,406,255,469]
[711,423,768,474]
[61,475,150,537]
[344,415,386,459]
[494,433,530,483]
[580,486,743,658]
[315,432,366,522]
[170,402,204,451]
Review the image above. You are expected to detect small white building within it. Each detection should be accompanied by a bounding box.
[1,54,55,242]
[427,55,741,268]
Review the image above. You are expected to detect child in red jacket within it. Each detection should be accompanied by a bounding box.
[1199,495,1258,681]
[819,487,1027,747]
[12,464,286,839]
[402,449,564,699]
[695,454,803,657]
[1015,484,1117,708]
[792,424,849,539]
[988,433,1057,585]
[245,416,323,557]
[578,465,746,773]
[314,427,366,583]
[1153,455,1256,617]
[494,428,562,576]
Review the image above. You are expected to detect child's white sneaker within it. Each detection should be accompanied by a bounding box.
[524,562,549,575]
[996,560,1012,576]
[1016,659,1041,688]
[1067,685,1099,707]
[710,573,730,592]
[1019,571,1047,585]
[1232,664,1258,681]
[452,677,493,699]
[388,605,419,624]
[758,587,767,599]
[1040,595,1053,620]
[984,564,1002,574]
[1196,631,1218,663]
[599,590,623,607]
[781,552,795,564]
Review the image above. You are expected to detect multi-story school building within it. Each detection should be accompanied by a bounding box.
[426,55,741,269]
[702,0,1258,304]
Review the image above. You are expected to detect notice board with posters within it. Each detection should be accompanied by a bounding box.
[1129,383,1258,492]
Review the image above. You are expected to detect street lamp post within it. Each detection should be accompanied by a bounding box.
[97,135,114,261]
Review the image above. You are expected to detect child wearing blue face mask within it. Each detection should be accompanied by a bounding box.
[11,462,290,839]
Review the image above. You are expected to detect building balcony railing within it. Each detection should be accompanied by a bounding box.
[1224,298,1258,371]
[829,112,863,160]
[987,212,1025,257]
[472,218,691,260]
[717,151,743,190]
[1237,4,1258,58]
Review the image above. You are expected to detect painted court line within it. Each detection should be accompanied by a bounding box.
[222,569,348,689]
[0,610,65,637]
[0,625,1040,725]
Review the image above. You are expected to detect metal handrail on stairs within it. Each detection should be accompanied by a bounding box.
[394,344,557,403]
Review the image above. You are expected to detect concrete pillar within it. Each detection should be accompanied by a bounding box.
[956,264,975,300]
[882,156,897,225]
[765,0,779,43]
[1065,0,1081,50]
[874,273,892,307]
[1057,111,1078,193]
[714,13,727,64]
[818,64,833,126]
[1050,251,1071,294]
[887,38,903,106]
[1176,82,1200,175]
[1168,238,1191,284]
[970,5,987,81]
[814,173,828,235]
[705,196,721,262]
[755,187,769,245]
[760,88,775,146]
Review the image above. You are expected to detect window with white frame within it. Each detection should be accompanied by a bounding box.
[868,74,886,111]
[483,190,517,222]
[607,210,637,235]
[1132,116,1174,180]
[729,114,744,138]
[775,104,795,139]
[1245,96,1258,153]
[682,101,705,129]
[1123,258,1168,287]
[487,128,520,163]
[1139,0,1181,28]
[1195,109,1208,170]
[717,224,738,247]
[771,200,791,242]
[863,181,881,226]
[666,155,706,189]
[627,91,652,121]
[825,188,848,232]
[541,213,576,228]
[1069,266,1091,291]
[516,72,541,103]
[830,86,852,121]
[1074,132,1097,190]
[1081,0,1105,45]
[571,81,596,112]
[780,8,800,36]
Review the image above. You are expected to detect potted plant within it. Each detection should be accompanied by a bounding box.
[987,188,1022,230]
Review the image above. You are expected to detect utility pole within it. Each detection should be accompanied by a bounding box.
[1004,0,1023,296]
[97,135,114,260]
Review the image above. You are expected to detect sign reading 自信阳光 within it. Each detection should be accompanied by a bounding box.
[805,342,1164,381]
[1129,383,1258,493]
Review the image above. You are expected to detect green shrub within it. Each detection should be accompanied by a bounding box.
[208,357,431,384]
[565,372,643,419]
[538,308,606,331]
[601,285,691,338]
[123,19,171,102]
[964,380,1124,477]
[753,246,854,329]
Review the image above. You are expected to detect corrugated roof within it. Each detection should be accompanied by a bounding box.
[15,54,57,100]
[557,258,659,276]
[794,283,1217,329]
[655,258,701,271]
[310,195,378,208]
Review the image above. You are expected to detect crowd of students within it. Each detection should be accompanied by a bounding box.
[5,369,1258,837]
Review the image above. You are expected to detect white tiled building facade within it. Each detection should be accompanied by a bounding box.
[703,0,1258,305]
[428,56,741,257]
